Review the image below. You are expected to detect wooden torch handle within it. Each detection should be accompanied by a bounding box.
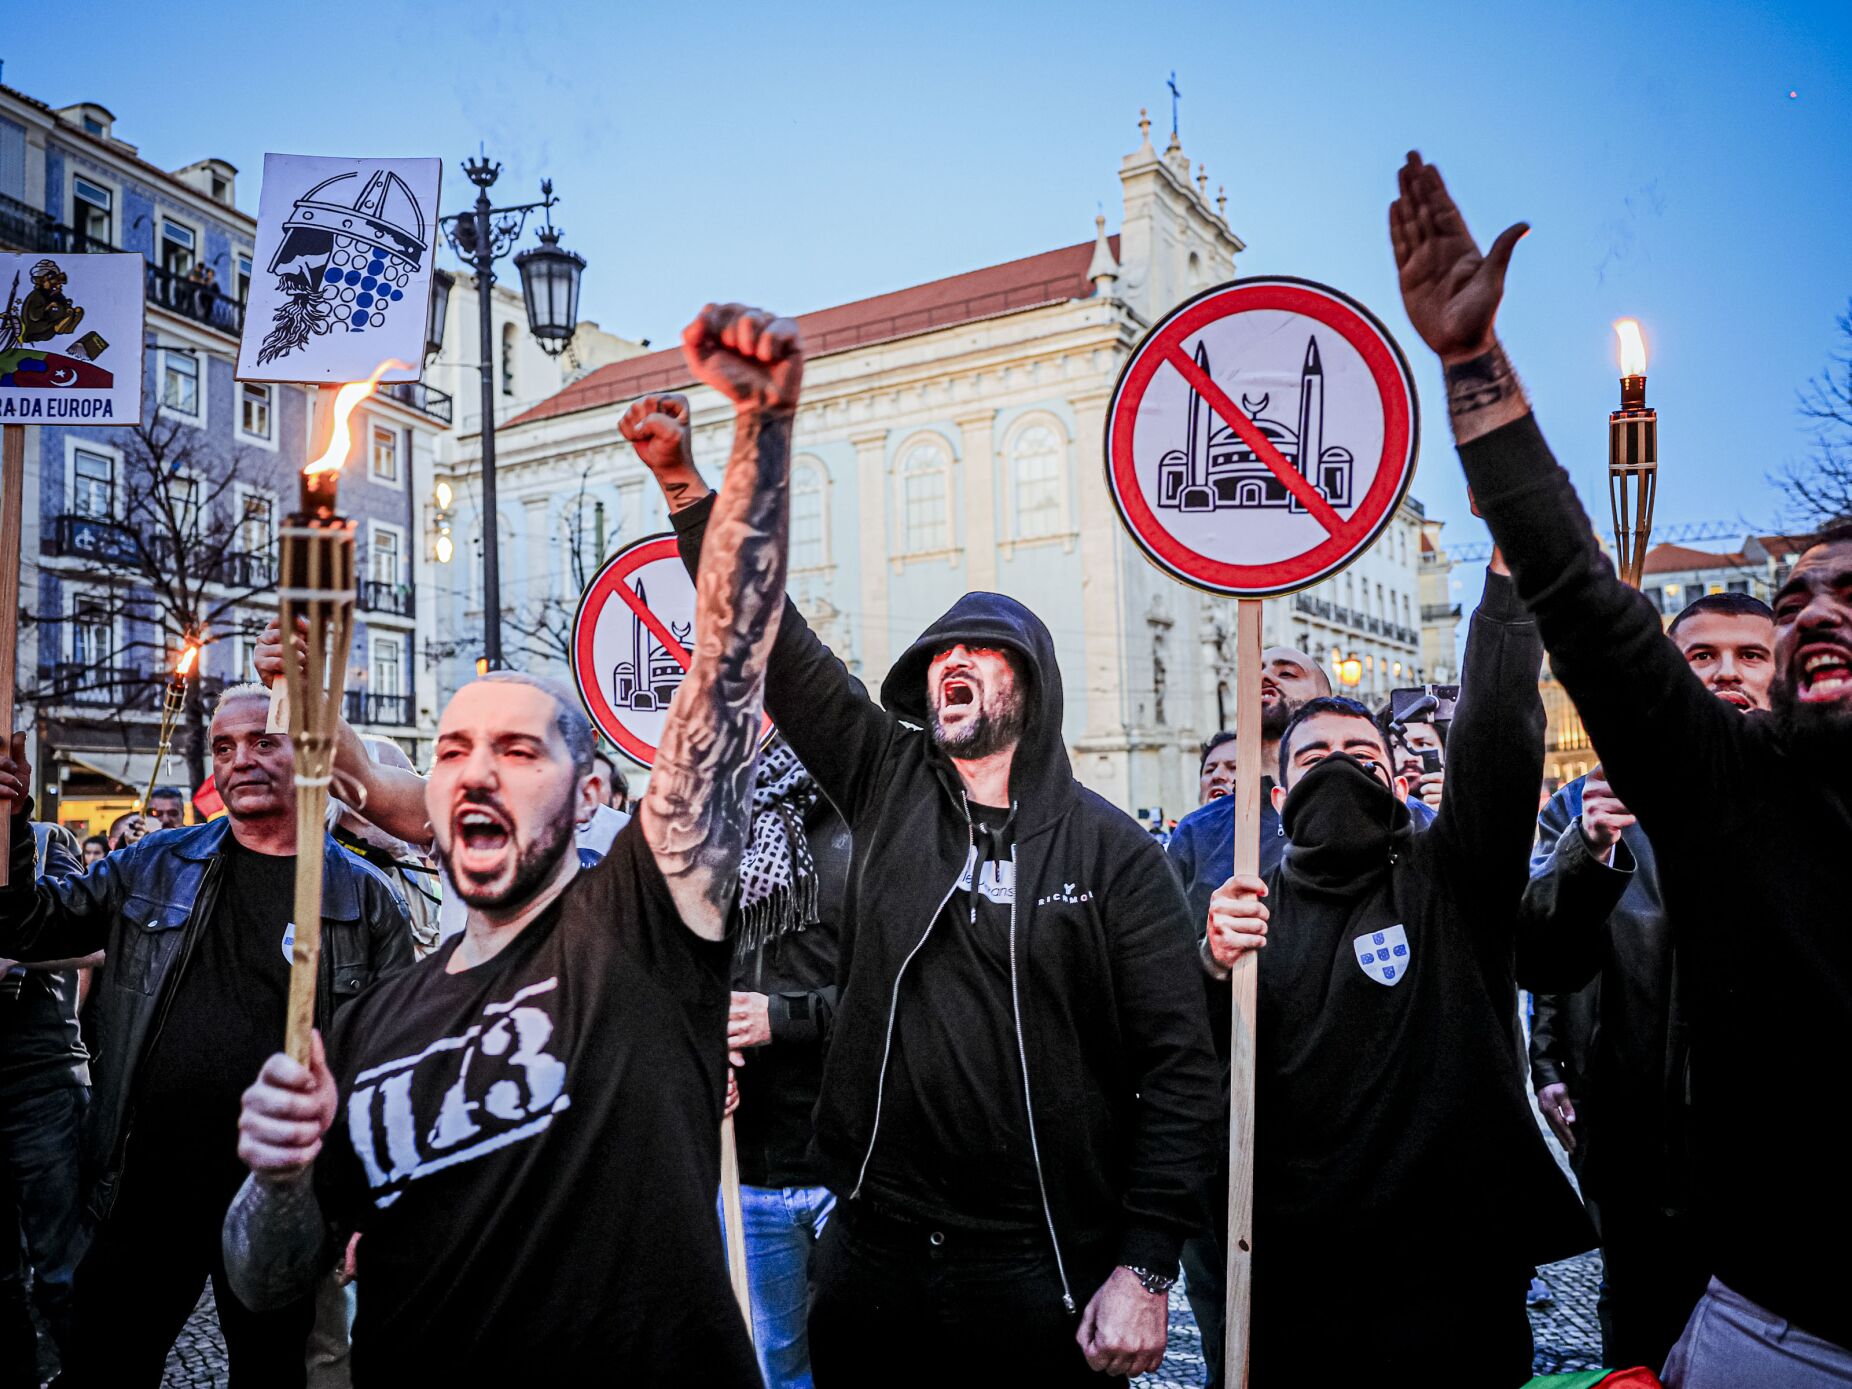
[0,425,27,889]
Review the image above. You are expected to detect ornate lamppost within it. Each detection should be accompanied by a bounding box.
[434,159,586,668]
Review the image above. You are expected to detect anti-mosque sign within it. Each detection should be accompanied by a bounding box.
[0,252,145,423]
[237,153,442,385]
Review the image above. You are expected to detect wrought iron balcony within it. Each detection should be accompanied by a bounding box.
[48,513,140,565]
[359,580,415,618]
[216,552,278,590]
[345,691,414,726]
[378,380,455,425]
[39,663,143,708]
[144,261,244,336]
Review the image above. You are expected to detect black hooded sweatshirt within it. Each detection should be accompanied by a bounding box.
[1252,572,1592,1317]
[672,496,1220,1293]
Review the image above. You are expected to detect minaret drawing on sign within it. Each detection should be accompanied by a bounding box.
[1157,334,1353,515]
[610,579,689,712]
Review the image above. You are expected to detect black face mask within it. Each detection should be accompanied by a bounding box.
[1278,752,1411,894]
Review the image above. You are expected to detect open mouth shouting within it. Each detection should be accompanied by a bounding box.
[452,799,515,880]
[938,673,979,717]
[1798,642,1852,703]
[1712,687,1754,710]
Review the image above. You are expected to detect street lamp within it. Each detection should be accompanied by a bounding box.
[438,158,587,669]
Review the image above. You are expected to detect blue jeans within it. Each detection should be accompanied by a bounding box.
[721,1183,834,1389]
[0,1085,87,1374]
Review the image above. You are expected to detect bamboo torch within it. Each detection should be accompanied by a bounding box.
[279,362,398,1065]
[1609,320,1658,589]
[140,640,200,816]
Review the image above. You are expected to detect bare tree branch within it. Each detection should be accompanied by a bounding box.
[1774,298,1852,529]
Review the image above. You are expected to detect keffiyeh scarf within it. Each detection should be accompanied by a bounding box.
[735,736,823,956]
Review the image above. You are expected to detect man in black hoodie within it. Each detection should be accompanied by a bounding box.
[1391,149,1852,1386]
[622,386,1219,1384]
[1203,560,1595,1384]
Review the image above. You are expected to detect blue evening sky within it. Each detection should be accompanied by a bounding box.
[5,0,1846,554]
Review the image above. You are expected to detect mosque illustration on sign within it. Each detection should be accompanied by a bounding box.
[610,579,689,712]
[1156,335,1353,515]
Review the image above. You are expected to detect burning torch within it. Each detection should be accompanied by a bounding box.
[279,361,400,1066]
[1608,319,1657,589]
[140,639,200,816]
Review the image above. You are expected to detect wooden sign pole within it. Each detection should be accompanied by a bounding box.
[1223,596,1263,1388]
[719,1113,754,1342]
[0,424,25,887]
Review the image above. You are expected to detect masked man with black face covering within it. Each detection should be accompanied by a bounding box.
[625,382,1219,1386]
[1203,560,1594,1385]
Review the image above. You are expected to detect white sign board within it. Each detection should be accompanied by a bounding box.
[237,153,441,384]
[0,252,145,424]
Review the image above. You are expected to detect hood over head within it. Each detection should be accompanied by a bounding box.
[881,591,1075,830]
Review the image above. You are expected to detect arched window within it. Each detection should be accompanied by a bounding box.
[898,437,952,554]
[791,459,829,570]
[501,323,517,398]
[1010,423,1066,540]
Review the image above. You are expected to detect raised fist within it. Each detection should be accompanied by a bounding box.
[1389,151,1528,365]
[618,393,693,477]
[681,303,804,414]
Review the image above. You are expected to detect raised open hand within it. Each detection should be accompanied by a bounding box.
[618,393,693,477]
[1389,152,1528,364]
[681,304,804,414]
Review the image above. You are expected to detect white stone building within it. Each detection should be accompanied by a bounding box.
[432,114,1433,818]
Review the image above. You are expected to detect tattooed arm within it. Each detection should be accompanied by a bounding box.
[641,304,801,941]
[222,1035,339,1310]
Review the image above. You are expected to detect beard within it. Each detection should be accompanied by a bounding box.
[932,681,1028,760]
[446,786,578,912]
[1259,693,1301,741]
[1771,673,1852,747]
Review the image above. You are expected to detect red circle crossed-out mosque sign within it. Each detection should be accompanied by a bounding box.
[571,534,774,768]
[1104,277,1420,597]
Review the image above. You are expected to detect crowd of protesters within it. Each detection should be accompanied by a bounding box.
[0,152,1846,1389]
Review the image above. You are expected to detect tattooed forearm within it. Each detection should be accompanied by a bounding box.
[1444,340,1531,446]
[644,408,791,939]
[661,474,712,514]
[221,1170,331,1312]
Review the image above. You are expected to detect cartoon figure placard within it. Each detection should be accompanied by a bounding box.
[237,154,441,384]
[0,252,145,424]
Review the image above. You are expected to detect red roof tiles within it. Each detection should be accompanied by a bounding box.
[506,236,1118,429]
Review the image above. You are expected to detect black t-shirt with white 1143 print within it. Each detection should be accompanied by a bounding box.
[315,819,759,1385]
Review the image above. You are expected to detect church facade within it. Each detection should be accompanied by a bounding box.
[433,114,1432,817]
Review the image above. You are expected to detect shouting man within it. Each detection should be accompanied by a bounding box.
[1392,149,1852,1383]
[1528,591,1776,1371]
[624,375,1219,1384]
[221,303,800,1384]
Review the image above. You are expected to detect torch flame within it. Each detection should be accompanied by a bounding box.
[1614,320,1647,377]
[305,359,411,476]
[175,642,199,678]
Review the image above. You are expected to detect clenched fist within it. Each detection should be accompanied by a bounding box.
[1205,873,1270,973]
[681,303,804,415]
[619,393,694,477]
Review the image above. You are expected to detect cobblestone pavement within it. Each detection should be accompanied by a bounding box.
[162,1257,1603,1388]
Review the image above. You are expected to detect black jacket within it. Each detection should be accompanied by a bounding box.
[1527,777,1695,1212]
[673,497,1220,1290]
[731,797,850,1188]
[1462,411,1852,1348]
[1251,573,1592,1291]
[0,808,413,1222]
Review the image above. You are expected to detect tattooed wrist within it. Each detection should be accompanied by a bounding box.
[1443,341,1530,446]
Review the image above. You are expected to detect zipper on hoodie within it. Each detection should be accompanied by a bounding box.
[849,804,974,1202]
[1004,835,1076,1312]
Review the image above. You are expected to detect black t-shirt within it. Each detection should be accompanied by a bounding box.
[859,801,1043,1229]
[316,819,758,1385]
[133,837,294,1204]
[0,966,88,1097]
